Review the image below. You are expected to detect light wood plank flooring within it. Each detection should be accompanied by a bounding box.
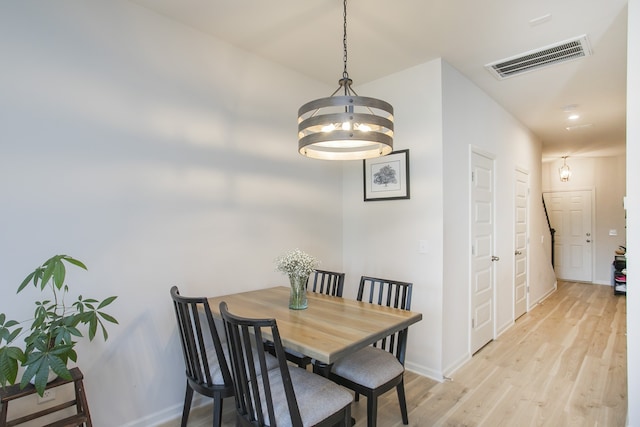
[166,281,627,427]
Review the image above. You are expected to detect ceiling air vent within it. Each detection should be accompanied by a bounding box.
[485,35,592,80]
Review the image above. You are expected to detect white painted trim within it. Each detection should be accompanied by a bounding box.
[529,280,558,307]
[405,363,445,383]
[442,353,472,379]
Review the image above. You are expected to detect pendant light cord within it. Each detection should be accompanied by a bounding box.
[343,0,349,81]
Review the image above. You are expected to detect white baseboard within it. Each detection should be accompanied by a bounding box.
[405,361,444,382]
[529,280,557,307]
[121,395,211,427]
[496,320,514,337]
[442,353,471,379]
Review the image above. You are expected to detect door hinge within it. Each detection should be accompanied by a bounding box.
[472,318,475,328]
[472,171,475,182]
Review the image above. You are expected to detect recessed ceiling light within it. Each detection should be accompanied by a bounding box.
[568,114,580,120]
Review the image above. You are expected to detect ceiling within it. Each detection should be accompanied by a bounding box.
[130,0,628,161]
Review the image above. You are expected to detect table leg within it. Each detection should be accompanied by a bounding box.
[312,361,332,377]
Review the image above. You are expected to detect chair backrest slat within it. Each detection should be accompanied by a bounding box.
[358,276,413,364]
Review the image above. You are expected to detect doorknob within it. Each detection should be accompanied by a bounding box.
[491,256,500,261]
[586,239,591,243]
[514,250,522,255]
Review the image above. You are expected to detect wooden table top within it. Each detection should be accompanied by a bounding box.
[208,286,422,364]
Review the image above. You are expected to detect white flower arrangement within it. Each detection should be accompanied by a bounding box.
[275,248,319,278]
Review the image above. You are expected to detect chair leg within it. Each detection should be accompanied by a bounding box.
[345,404,353,427]
[396,380,409,425]
[366,395,378,427]
[212,395,224,427]
[181,383,194,427]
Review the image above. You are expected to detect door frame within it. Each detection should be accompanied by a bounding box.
[514,167,530,320]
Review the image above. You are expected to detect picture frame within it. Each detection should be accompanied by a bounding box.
[363,149,410,201]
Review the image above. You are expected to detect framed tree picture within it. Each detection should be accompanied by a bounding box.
[363,149,410,201]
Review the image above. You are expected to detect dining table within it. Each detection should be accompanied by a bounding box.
[207,286,422,366]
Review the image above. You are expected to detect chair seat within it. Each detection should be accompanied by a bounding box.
[259,366,353,426]
[331,346,404,389]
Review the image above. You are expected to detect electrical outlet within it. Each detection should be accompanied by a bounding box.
[37,389,56,404]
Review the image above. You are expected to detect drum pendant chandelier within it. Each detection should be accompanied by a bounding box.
[297,0,394,160]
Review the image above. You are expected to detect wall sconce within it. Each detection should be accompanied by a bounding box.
[559,156,572,182]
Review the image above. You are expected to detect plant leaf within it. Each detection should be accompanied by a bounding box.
[62,255,87,270]
[48,355,71,380]
[6,327,22,344]
[98,296,118,309]
[20,355,43,390]
[41,258,58,290]
[88,316,97,341]
[52,259,66,290]
[100,322,109,341]
[66,326,83,338]
[17,271,36,293]
[0,346,24,386]
[98,312,119,325]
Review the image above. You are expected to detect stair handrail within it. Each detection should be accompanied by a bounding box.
[542,195,556,268]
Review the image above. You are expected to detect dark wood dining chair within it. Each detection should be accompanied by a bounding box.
[170,286,234,427]
[309,269,345,297]
[219,301,353,427]
[328,276,413,427]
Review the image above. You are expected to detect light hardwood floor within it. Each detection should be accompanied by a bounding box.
[167,281,627,427]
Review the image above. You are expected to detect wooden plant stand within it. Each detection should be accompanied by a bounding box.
[0,367,92,427]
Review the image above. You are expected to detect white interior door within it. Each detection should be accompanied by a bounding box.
[543,191,593,282]
[514,169,528,319]
[470,151,496,354]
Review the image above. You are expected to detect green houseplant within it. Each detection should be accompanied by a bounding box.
[0,255,118,396]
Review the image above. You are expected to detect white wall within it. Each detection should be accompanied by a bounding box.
[341,60,445,379]
[441,61,555,374]
[626,0,639,425]
[0,2,343,425]
[542,156,627,285]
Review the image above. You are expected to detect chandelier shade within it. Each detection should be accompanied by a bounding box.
[298,92,394,160]
[297,0,394,160]
[559,156,572,182]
